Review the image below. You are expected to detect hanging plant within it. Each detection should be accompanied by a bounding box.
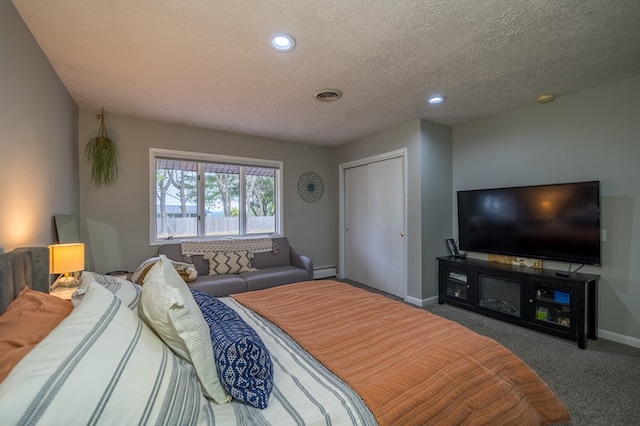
[85,108,118,187]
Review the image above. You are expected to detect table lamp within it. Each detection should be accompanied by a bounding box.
[49,243,85,288]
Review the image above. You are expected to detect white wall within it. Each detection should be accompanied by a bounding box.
[0,2,78,253]
[78,110,336,273]
[453,74,640,345]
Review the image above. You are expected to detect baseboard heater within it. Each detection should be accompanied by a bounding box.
[313,266,337,280]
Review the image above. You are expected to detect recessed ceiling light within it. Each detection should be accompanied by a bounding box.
[270,33,295,52]
[428,95,446,104]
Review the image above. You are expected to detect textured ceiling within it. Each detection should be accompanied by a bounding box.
[11,0,640,146]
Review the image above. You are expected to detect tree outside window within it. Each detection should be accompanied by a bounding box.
[152,151,280,242]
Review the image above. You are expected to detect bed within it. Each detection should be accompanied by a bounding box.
[0,247,571,425]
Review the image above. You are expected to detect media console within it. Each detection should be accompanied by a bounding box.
[437,256,599,349]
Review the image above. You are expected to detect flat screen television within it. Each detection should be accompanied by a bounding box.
[457,181,601,265]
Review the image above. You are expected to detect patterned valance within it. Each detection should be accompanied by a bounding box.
[181,237,275,257]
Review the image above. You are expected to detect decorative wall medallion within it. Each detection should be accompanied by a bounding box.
[297,171,324,203]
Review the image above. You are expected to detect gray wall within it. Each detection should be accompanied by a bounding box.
[334,120,422,299]
[334,119,453,301]
[453,74,640,345]
[0,1,78,253]
[420,120,453,297]
[78,110,336,273]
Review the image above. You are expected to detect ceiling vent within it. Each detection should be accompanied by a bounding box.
[314,89,343,102]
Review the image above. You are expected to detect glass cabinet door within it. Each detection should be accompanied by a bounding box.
[446,270,470,302]
[530,281,573,330]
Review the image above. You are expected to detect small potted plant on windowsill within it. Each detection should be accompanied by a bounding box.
[86,108,118,187]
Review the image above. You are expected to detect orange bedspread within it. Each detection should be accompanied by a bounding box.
[232,280,571,426]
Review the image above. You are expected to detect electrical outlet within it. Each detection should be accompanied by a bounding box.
[601,229,607,242]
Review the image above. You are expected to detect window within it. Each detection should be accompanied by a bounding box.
[150,148,282,244]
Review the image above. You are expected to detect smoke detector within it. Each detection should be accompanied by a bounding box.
[537,94,556,104]
[314,89,343,102]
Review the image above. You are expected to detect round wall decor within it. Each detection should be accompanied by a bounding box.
[297,171,324,203]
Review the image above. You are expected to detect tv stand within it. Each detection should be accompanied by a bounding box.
[437,256,599,349]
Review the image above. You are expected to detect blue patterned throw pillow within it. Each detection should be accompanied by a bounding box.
[191,290,273,409]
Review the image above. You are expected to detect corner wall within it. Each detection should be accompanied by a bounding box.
[453,74,640,346]
[0,2,78,252]
[420,120,453,297]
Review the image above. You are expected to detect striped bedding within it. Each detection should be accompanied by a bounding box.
[220,297,376,425]
[0,280,375,425]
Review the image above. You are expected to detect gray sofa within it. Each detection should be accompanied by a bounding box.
[157,237,313,297]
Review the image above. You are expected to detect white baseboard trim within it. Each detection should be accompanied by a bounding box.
[404,295,439,307]
[313,266,337,280]
[597,328,640,349]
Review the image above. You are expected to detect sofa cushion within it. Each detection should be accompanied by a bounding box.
[251,237,291,269]
[241,266,311,291]
[188,275,247,297]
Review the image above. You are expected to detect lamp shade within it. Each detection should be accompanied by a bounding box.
[49,243,85,274]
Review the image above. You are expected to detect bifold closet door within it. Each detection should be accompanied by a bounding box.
[367,157,405,297]
[345,156,405,299]
[345,164,369,286]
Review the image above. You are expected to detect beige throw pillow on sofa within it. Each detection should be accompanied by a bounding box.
[139,255,230,404]
[131,257,197,285]
[203,250,255,275]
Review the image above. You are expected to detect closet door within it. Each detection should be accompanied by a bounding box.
[367,157,405,297]
[345,165,369,286]
[344,156,406,298]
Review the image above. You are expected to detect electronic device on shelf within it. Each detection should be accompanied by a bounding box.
[446,238,466,258]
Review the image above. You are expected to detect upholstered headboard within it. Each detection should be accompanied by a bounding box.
[0,247,49,314]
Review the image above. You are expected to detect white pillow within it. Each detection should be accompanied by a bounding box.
[0,282,211,425]
[140,255,230,404]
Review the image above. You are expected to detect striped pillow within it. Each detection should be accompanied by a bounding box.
[0,282,212,425]
[78,271,142,311]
